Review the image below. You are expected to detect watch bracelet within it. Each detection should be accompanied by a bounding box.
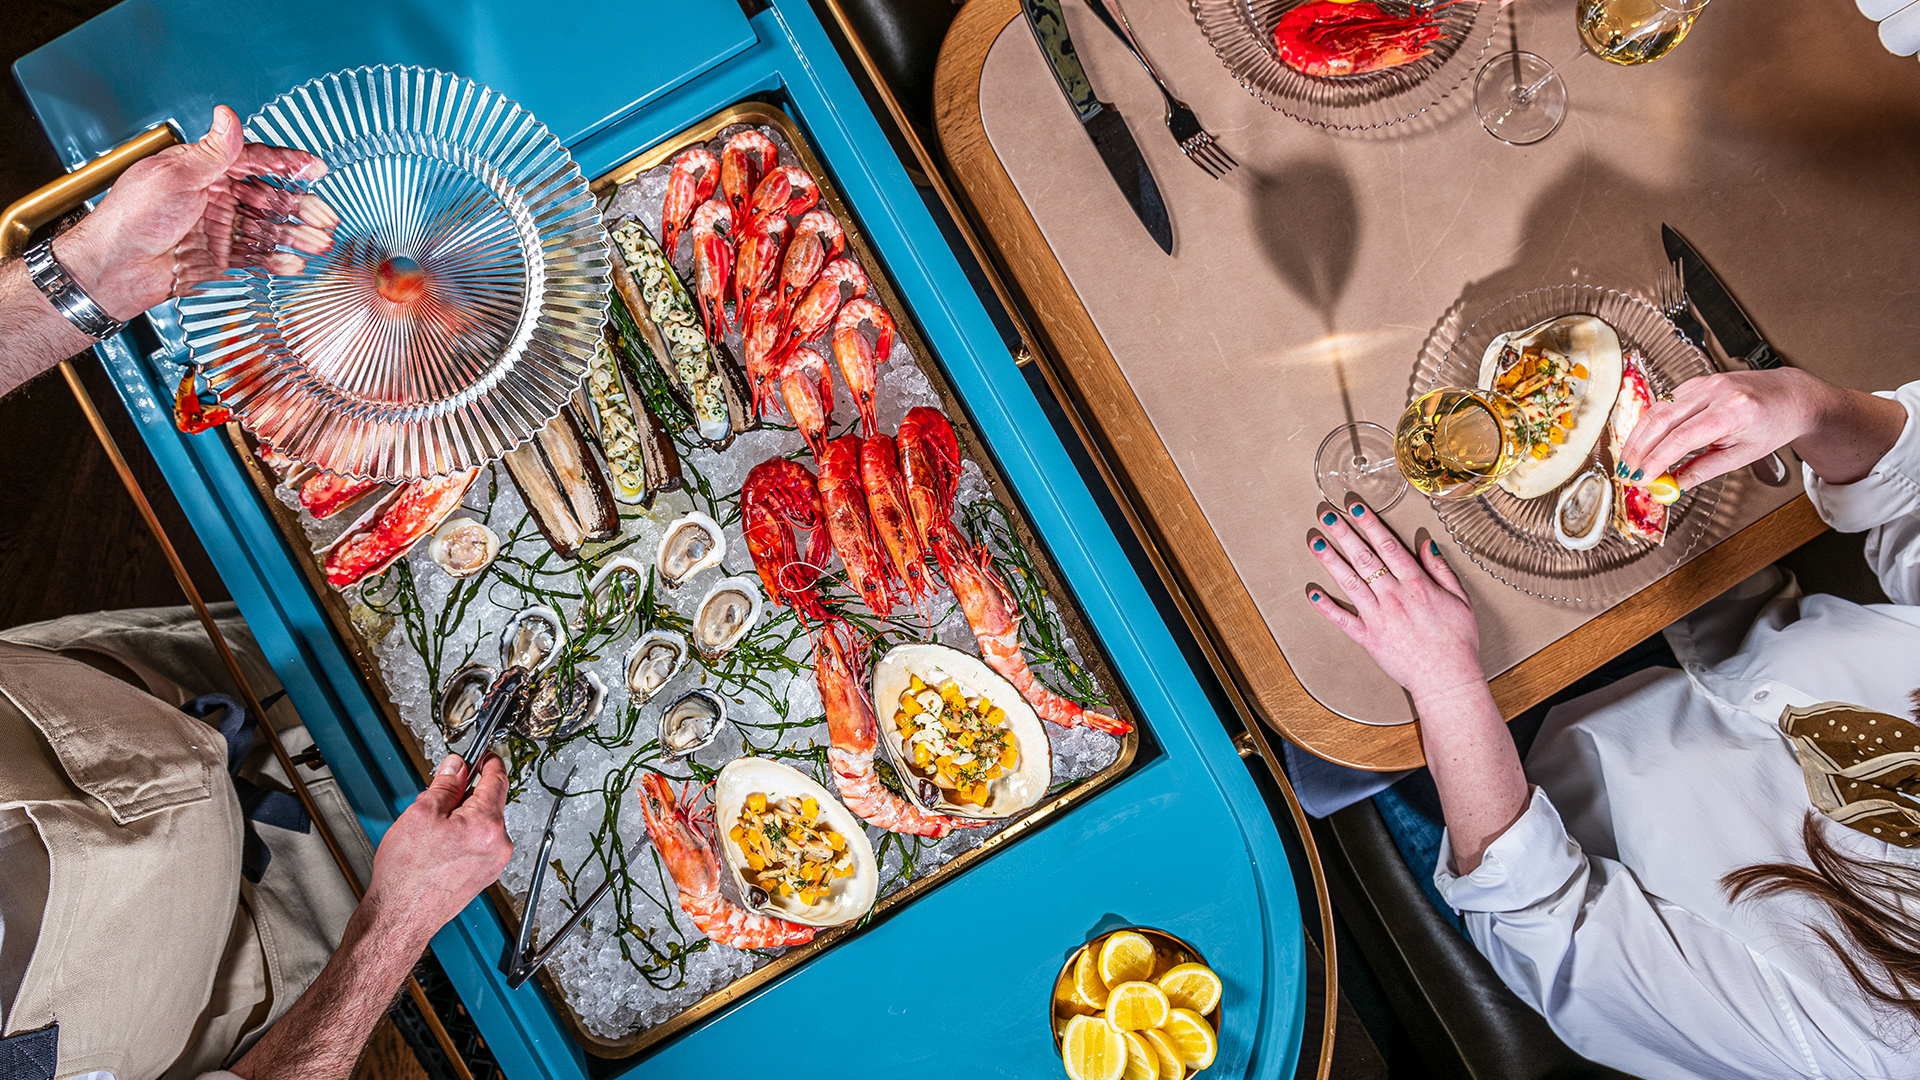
[24,238,126,340]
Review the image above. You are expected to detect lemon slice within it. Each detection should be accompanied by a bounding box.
[1106,981,1171,1032]
[1120,1031,1160,1080]
[1140,1029,1186,1080]
[1074,947,1111,1010]
[1056,968,1098,1019]
[1158,1008,1218,1071]
[1062,1014,1128,1080]
[1099,931,1157,989]
[1646,472,1682,505]
[1156,963,1222,1016]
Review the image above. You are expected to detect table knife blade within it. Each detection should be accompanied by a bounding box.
[1661,224,1785,370]
[1022,0,1174,253]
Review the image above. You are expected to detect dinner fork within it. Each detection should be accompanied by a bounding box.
[1081,0,1239,178]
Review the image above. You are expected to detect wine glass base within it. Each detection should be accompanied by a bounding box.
[1475,51,1568,146]
[1315,421,1407,512]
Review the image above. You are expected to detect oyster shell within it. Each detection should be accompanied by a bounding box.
[499,605,566,673]
[516,670,607,741]
[713,757,878,928]
[1553,470,1612,551]
[437,663,497,741]
[1477,314,1625,500]
[625,630,689,704]
[658,687,728,761]
[692,576,762,658]
[578,557,648,629]
[870,642,1052,820]
[657,512,726,588]
[428,517,499,579]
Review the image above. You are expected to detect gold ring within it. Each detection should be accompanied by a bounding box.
[1362,567,1390,586]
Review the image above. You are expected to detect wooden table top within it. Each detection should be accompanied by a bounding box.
[935,0,1920,770]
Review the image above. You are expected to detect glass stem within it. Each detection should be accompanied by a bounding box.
[1515,47,1588,104]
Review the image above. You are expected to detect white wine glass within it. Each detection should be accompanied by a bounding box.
[1313,387,1526,510]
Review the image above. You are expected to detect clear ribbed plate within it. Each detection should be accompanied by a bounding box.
[1191,0,1500,132]
[175,66,608,480]
[1415,284,1725,607]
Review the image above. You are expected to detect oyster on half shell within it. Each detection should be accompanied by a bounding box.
[692,576,762,659]
[437,663,497,741]
[658,687,728,761]
[500,605,566,673]
[1553,469,1613,551]
[656,512,725,588]
[713,757,878,928]
[870,642,1052,820]
[428,517,499,579]
[515,670,607,741]
[578,556,648,629]
[624,630,689,704]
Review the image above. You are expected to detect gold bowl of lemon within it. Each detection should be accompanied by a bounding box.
[1050,927,1223,1080]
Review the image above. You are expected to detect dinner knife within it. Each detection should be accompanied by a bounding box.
[1661,224,1785,370]
[1022,0,1174,253]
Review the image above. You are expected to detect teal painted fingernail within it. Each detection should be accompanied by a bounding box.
[1614,464,1626,477]
[1430,540,1441,555]
[1312,538,1327,551]
[1322,512,1338,526]
[1309,591,1322,602]
[1350,504,1366,516]
[1631,468,1644,481]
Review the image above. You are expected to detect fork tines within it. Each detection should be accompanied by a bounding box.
[1655,259,1686,318]
[1181,133,1238,179]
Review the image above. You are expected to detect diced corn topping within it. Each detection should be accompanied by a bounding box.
[733,792,853,904]
[893,676,1017,807]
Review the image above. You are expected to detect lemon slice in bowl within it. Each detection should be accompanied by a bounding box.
[1120,1031,1161,1080]
[1140,1029,1186,1080]
[1062,1014,1129,1080]
[1158,1008,1218,1071]
[1157,963,1222,1016]
[1106,981,1171,1032]
[1100,931,1158,988]
[1074,947,1112,1010]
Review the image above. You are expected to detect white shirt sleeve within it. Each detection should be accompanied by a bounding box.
[1435,789,1849,1080]
[1804,381,1920,605]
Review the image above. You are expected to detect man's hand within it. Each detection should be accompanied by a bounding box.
[363,753,513,947]
[57,105,336,321]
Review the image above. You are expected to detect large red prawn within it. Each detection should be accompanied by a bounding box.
[1273,0,1466,79]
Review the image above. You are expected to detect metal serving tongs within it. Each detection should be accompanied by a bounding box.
[501,767,644,989]
[458,605,579,789]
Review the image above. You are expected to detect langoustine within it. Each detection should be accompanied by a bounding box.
[860,433,934,611]
[741,457,833,623]
[635,773,814,949]
[817,435,893,618]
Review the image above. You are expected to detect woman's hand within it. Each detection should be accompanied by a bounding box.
[1617,367,1908,490]
[1305,500,1484,701]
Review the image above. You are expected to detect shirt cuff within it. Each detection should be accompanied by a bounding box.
[1435,788,1585,913]
[1805,382,1920,533]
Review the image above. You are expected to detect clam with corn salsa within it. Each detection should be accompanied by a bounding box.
[871,643,1052,821]
[713,758,877,928]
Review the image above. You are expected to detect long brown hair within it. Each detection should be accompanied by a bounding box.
[1723,813,1920,1025]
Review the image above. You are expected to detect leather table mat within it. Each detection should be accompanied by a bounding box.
[975,0,1920,727]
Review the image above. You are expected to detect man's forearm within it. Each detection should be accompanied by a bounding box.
[228,894,433,1080]
[0,256,100,399]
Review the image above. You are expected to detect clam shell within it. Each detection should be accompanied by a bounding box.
[870,643,1052,820]
[713,757,878,928]
[1476,314,1625,501]
[499,605,566,672]
[516,670,606,741]
[437,663,497,741]
[624,629,690,704]
[656,512,726,588]
[691,576,762,658]
[1553,469,1613,551]
[578,556,649,629]
[427,517,499,579]
[657,687,728,761]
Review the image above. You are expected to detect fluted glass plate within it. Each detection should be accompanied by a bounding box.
[175,66,608,480]
[1414,284,1724,606]
[1191,0,1501,132]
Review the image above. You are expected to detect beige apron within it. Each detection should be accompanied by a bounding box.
[0,607,367,1080]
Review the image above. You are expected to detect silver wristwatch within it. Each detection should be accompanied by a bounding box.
[25,238,125,340]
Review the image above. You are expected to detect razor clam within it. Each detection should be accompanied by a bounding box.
[658,687,728,761]
[428,517,499,579]
[502,407,619,560]
[656,512,725,588]
[516,670,607,741]
[610,219,733,446]
[577,556,649,629]
[692,576,763,658]
[584,324,654,505]
[500,605,567,673]
[624,629,689,704]
[437,663,498,741]
[606,301,686,505]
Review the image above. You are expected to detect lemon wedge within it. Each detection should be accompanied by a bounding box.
[1062,1014,1128,1080]
[1646,472,1682,505]
[1157,963,1222,1016]
[1074,947,1111,1011]
[1099,931,1158,989]
[1140,1029,1186,1080]
[1105,981,1171,1033]
[1120,1031,1160,1080]
[1158,1008,1218,1071]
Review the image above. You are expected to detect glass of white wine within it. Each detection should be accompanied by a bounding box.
[1313,387,1524,509]
[1474,0,1711,144]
